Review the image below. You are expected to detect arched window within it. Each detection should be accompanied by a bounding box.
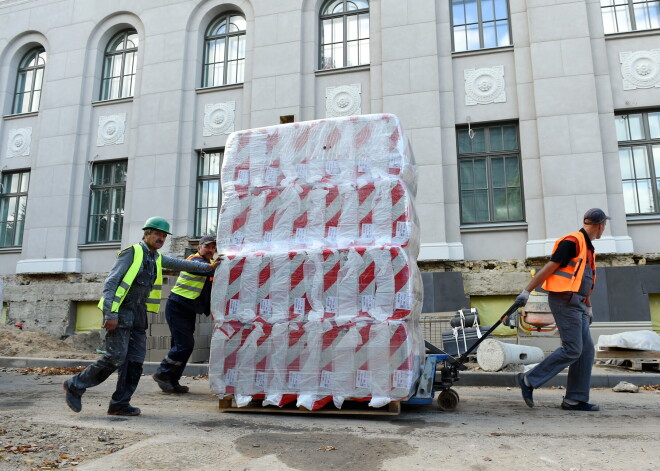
[319,0,369,70]
[12,47,46,114]
[100,30,138,100]
[203,13,246,87]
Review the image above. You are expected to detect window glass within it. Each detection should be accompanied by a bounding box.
[100,30,137,101]
[452,0,511,51]
[196,151,223,236]
[601,0,658,33]
[319,0,369,70]
[203,13,246,87]
[0,171,30,247]
[87,161,127,243]
[12,47,46,114]
[648,112,660,138]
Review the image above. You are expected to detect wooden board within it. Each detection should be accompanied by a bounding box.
[595,348,660,359]
[218,397,401,415]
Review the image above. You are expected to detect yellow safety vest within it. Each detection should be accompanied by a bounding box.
[171,253,210,300]
[97,244,163,313]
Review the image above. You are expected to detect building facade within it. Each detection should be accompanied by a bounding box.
[1,0,659,336]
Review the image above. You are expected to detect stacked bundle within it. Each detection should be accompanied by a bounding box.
[209,114,424,409]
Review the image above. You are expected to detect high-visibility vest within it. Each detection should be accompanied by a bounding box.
[170,253,211,300]
[542,231,595,294]
[97,244,163,313]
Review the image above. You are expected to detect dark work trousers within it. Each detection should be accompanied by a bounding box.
[525,292,595,403]
[157,299,197,384]
[67,307,148,408]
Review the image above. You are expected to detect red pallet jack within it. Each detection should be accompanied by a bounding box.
[405,301,523,411]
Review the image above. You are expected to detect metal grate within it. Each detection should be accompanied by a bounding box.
[420,313,453,350]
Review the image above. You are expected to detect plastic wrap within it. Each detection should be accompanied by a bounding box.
[210,114,424,409]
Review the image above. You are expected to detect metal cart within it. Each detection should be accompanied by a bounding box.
[405,301,522,411]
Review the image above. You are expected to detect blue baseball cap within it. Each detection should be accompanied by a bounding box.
[583,208,610,224]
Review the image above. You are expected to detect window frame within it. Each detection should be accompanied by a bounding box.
[616,110,660,215]
[456,122,524,225]
[202,12,247,88]
[450,0,512,52]
[600,0,660,34]
[0,169,30,248]
[319,0,370,70]
[86,159,128,244]
[12,47,46,115]
[99,30,138,101]
[195,150,223,237]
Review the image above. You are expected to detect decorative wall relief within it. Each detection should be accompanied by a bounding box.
[620,50,660,90]
[7,127,32,157]
[326,84,362,117]
[97,113,126,146]
[203,101,236,136]
[464,66,506,105]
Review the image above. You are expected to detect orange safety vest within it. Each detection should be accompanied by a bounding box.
[542,231,596,294]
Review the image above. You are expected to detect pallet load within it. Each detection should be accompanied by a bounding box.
[209,114,424,411]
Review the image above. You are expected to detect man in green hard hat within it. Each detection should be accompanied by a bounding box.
[63,217,221,416]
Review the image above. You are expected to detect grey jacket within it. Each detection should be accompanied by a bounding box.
[101,241,213,319]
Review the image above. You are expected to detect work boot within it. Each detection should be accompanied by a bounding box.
[172,383,189,394]
[63,380,82,413]
[107,405,141,416]
[152,373,174,393]
[561,399,600,411]
[517,373,534,408]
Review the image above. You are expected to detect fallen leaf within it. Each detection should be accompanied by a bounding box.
[483,457,492,461]
[319,446,336,451]
[490,432,501,436]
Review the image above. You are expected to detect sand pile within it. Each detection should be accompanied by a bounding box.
[0,324,101,359]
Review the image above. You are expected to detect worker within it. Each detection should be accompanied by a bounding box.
[515,208,609,412]
[63,217,220,416]
[152,235,218,393]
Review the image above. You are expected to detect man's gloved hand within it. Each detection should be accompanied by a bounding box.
[586,306,593,325]
[515,289,530,307]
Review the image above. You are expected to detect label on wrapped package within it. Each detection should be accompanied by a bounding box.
[237,169,250,186]
[265,166,278,186]
[228,299,240,317]
[325,296,337,313]
[295,228,307,244]
[395,292,413,310]
[360,223,373,240]
[358,159,370,173]
[326,226,337,241]
[255,372,266,389]
[263,231,272,244]
[226,368,238,386]
[320,370,333,389]
[231,231,245,245]
[355,370,371,389]
[325,160,340,175]
[259,299,272,317]
[395,221,411,240]
[288,371,301,389]
[389,155,402,169]
[296,164,307,179]
[361,294,374,313]
[392,370,414,389]
[294,297,306,315]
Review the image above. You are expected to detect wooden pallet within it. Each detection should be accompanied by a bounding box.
[218,396,401,415]
[596,348,660,371]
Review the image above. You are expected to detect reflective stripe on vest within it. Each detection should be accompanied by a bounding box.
[97,244,163,313]
[542,231,595,294]
[171,253,208,300]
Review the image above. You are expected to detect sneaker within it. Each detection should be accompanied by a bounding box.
[107,405,141,416]
[172,383,189,394]
[63,380,82,413]
[152,373,174,393]
[517,373,534,408]
[561,400,600,411]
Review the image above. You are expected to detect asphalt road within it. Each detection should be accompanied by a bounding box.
[1,369,659,471]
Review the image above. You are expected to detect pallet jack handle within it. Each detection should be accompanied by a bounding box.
[455,300,523,365]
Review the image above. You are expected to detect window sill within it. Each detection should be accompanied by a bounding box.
[78,242,122,251]
[0,247,22,253]
[460,221,527,233]
[92,97,134,107]
[196,83,244,94]
[3,111,38,120]
[315,64,370,76]
[625,215,660,225]
[604,28,660,41]
[451,45,514,58]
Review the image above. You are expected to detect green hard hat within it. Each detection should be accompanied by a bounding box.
[142,216,171,234]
